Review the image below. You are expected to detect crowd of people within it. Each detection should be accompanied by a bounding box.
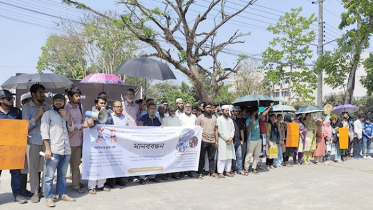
[0,84,371,207]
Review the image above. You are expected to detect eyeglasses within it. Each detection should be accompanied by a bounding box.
[5,97,14,101]
[163,104,169,106]
[169,110,176,112]
[113,106,123,109]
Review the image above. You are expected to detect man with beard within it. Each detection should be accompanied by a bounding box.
[122,88,139,126]
[41,94,76,207]
[231,107,245,175]
[64,86,91,193]
[175,98,184,117]
[157,104,166,122]
[216,105,236,178]
[0,89,28,204]
[196,102,219,180]
[22,84,51,203]
[87,96,113,194]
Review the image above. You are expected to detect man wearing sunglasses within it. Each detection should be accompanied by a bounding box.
[0,89,28,204]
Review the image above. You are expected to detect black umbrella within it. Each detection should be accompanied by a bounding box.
[1,73,73,89]
[232,94,275,107]
[116,57,176,80]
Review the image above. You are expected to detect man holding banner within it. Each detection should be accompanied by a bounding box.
[0,89,28,204]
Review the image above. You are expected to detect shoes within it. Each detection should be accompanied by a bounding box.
[149,178,160,183]
[354,156,360,159]
[139,179,145,185]
[14,195,27,204]
[20,189,33,197]
[187,171,194,178]
[367,156,373,159]
[123,177,129,183]
[45,198,55,207]
[211,173,220,179]
[225,172,234,177]
[119,179,126,186]
[30,194,40,203]
[59,194,76,202]
[133,177,139,183]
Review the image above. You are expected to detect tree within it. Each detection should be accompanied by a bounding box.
[147,81,195,106]
[37,35,88,79]
[62,0,256,102]
[233,60,271,97]
[261,7,317,104]
[314,0,373,104]
[37,12,138,79]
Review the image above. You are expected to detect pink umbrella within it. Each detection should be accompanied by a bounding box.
[80,73,124,85]
[80,73,124,92]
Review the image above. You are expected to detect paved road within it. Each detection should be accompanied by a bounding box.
[1,158,373,210]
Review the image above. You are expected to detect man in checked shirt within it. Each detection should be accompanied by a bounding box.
[22,84,51,203]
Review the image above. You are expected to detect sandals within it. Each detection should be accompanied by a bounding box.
[218,173,225,178]
[197,174,203,180]
[252,169,259,174]
[89,189,96,194]
[96,187,110,192]
[73,188,85,194]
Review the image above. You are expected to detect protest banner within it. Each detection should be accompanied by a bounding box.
[339,128,349,149]
[0,119,28,170]
[286,123,299,147]
[82,126,202,180]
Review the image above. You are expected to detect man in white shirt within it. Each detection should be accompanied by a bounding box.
[179,102,196,127]
[353,115,365,159]
[162,106,181,127]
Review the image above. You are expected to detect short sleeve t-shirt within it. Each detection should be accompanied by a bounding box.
[246,114,261,141]
[196,114,217,143]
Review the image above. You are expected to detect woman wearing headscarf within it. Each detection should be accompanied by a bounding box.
[313,119,325,164]
[293,114,306,164]
[283,113,294,166]
[302,113,317,164]
[330,117,342,162]
[324,119,333,164]
[275,114,286,167]
[266,114,278,169]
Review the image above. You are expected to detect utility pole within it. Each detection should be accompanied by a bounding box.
[316,0,323,117]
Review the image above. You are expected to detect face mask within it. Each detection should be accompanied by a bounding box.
[349,120,354,124]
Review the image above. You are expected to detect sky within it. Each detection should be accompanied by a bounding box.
[0,0,370,92]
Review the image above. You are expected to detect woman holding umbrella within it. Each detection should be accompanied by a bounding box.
[303,113,317,165]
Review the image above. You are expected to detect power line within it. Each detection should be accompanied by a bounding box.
[0,14,55,30]
[0,8,56,28]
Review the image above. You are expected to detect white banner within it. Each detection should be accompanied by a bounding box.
[82,125,202,180]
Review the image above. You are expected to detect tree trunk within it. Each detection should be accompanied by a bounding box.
[344,54,360,104]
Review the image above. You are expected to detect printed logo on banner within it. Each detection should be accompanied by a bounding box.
[95,126,117,144]
[175,128,199,157]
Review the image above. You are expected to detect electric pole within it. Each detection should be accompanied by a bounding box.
[316,0,324,117]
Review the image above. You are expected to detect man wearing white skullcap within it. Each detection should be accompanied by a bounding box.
[175,98,184,116]
[20,92,32,107]
[216,105,235,178]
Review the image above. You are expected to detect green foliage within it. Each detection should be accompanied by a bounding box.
[261,7,317,104]
[314,0,373,103]
[147,81,195,106]
[37,35,88,79]
[361,53,373,95]
[213,85,236,104]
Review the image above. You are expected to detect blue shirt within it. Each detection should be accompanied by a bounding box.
[0,107,22,120]
[22,101,52,145]
[245,114,261,141]
[139,110,161,122]
[138,114,162,126]
[364,122,373,137]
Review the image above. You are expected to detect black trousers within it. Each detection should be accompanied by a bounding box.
[198,142,216,174]
[266,158,274,166]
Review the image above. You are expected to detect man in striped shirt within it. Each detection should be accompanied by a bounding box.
[22,84,51,203]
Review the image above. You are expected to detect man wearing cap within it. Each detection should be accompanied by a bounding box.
[20,92,32,107]
[216,105,235,178]
[175,98,184,117]
[22,84,52,203]
[0,89,28,204]
[41,94,75,207]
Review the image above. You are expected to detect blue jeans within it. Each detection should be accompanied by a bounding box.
[234,145,243,172]
[44,154,70,199]
[0,169,21,197]
[139,175,156,180]
[274,146,283,166]
[362,137,372,156]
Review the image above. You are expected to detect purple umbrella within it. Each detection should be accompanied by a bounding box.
[331,104,359,115]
